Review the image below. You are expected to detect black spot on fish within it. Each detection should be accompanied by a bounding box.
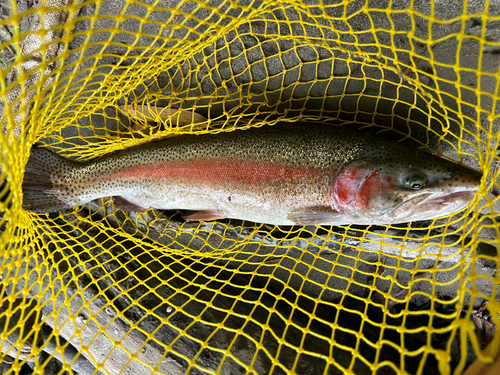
[228,196,232,202]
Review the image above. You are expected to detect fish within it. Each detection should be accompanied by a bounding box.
[22,123,482,225]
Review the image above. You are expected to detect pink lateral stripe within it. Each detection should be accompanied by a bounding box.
[105,159,325,184]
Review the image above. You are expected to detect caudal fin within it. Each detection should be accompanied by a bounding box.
[22,147,78,213]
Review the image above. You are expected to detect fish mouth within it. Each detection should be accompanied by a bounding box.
[386,190,477,223]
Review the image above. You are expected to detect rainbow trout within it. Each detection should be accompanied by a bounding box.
[22,123,481,225]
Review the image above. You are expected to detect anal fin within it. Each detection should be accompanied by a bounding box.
[182,210,226,222]
[288,208,344,225]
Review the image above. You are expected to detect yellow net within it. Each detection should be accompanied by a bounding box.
[0,0,499,374]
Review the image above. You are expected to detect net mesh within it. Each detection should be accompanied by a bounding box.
[0,0,499,374]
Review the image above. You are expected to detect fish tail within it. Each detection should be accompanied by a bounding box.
[22,147,79,212]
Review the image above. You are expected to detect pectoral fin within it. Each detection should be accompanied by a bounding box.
[182,210,227,222]
[287,208,344,225]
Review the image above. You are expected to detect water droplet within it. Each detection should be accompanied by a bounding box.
[166,306,173,313]
[76,315,87,325]
[105,306,115,316]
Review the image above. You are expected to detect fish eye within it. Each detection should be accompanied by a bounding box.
[404,170,428,190]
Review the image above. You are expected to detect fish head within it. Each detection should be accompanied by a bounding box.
[331,147,482,225]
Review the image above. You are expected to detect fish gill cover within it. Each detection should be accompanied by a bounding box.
[0,0,498,375]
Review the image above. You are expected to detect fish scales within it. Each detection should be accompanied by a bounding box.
[22,123,482,225]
